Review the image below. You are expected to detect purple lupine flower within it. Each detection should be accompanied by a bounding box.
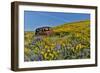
[37,55,42,61]
[55,44,61,50]
[32,41,36,45]
[35,36,42,41]
[31,58,34,61]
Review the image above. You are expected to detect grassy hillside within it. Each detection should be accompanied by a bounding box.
[24,20,90,61]
[53,20,90,36]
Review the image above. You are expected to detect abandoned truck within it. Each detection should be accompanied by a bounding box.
[35,27,53,36]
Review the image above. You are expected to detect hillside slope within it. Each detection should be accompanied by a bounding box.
[53,20,90,35]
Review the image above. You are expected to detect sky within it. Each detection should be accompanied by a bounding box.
[24,11,90,31]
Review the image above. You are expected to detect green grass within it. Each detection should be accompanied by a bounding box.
[24,20,90,61]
